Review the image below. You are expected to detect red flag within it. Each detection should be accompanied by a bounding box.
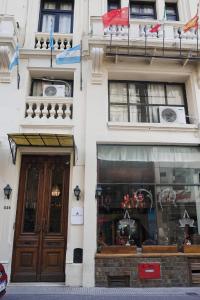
[149,23,161,33]
[102,7,129,28]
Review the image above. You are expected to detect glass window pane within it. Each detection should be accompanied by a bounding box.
[60,2,73,10]
[59,14,71,33]
[110,83,127,103]
[130,105,149,122]
[148,84,165,105]
[23,166,39,233]
[166,85,184,105]
[44,1,56,9]
[110,105,128,122]
[42,14,55,32]
[49,166,64,233]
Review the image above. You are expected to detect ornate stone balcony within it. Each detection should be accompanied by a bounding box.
[0,15,18,82]
[21,96,73,129]
[90,16,199,49]
[35,32,73,50]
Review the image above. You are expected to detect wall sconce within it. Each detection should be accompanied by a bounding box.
[3,184,12,199]
[74,185,81,200]
[95,185,102,199]
[51,185,61,197]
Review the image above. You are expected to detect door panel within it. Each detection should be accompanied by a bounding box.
[12,155,70,282]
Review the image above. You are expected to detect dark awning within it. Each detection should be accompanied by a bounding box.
[7,133,75,164]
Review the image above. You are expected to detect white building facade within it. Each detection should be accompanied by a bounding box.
[1,0,200,287]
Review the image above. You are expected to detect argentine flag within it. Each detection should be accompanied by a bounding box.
[9,45,19,71]
[56,45,81,64]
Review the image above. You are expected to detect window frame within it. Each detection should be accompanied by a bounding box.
[165,2,179,21]
[107,0,121,11]
[130,1,156,20]
[30,78,74,97]
[108,80,188,124]
[38,0,74,33]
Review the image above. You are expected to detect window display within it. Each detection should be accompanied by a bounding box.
[97,145,200,250]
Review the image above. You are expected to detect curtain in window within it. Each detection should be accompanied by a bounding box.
[147,84,165,122]
[60,3,73,10]
[42,15,55,32]
[110,83,127,103]
[97,145,200,163]
[166,85,184,105]
[44,2,56,9]
[110,106,128,122]
[59,15,71,33]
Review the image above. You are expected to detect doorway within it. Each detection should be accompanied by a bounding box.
[12,155,70,282]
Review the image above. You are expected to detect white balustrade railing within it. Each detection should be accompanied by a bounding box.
[35,32,73,50]
[25,97,73,120]
[90,16,198,45]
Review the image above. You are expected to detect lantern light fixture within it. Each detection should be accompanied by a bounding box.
[95,185,102,199]
[3,184,12,199]
[74,185,81,201]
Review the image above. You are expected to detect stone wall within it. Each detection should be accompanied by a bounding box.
[95,255,191,287]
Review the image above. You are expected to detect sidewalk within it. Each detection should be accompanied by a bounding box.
[7,285,200,296]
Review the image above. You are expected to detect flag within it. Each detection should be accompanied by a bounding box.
[102,7,129,28]
[49,19,54,50]
[183,1,200,33]
[183,14,199,32]
[56,44,81,64]
[149,23,161,33]
[9,45,19,71]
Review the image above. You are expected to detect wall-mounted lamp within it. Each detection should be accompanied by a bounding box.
[95,185,102,199]
[51,185,61,197]
[3,184,12,199]
[74,185,81,201]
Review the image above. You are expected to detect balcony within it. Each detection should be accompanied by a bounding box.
[35,32,73,50]
[0,15,18,81]
[21,96,73,130]
[90,17,199,51]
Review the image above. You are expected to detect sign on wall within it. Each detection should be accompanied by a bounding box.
[71,207,84,225]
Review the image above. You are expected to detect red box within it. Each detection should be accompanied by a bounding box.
[138,263,161,279]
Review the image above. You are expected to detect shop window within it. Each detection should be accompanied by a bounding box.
[97,145,200,249]
[30,78,73,97]
[108,0,121,11]
[165,2,179,21]
[130,1,156,19]
[39,0,74,34]
[108,81,187,124]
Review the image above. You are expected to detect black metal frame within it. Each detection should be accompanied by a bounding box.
[38,0,74,33]
[130,1,156,20]
[108,81,188,124]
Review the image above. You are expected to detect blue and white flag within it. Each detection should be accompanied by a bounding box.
[49,19,54,50]
[56,44,81,64]
[9,45,19,71]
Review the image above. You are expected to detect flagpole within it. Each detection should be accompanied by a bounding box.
[50,47,53,68]
[162,23,165,56]
[17,63,20,89]
[144,25,147,56]
[80,40,83,91]
[197,25,199,56]
[128,3,130,54]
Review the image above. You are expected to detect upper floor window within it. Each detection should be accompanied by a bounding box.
[165,2,179,21]
[31,78,73,97]
[108,0,121,11]
[108,81,187,124]
[39,0,74,34]
[130,1,156,19]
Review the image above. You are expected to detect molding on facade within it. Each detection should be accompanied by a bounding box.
[91,46,104,85]
[107,122,198,132]
[0,46,11,82]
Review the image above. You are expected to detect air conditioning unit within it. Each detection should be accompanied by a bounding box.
[43,85,65,97]
[159,106,186,124]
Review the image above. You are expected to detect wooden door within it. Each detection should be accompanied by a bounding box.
[12,155,70,282]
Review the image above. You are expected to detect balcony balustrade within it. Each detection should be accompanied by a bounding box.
[90,17,199,48]
[24,96,73,123]
[35,32,73,50]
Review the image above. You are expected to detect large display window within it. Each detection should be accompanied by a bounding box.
[97,145,200,249]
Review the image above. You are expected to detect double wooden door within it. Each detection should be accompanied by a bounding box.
[12,155,70,282]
